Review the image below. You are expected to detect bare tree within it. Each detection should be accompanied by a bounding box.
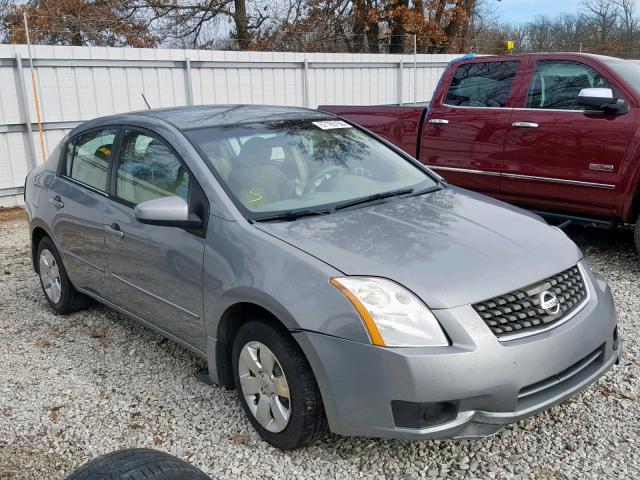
[581,0,620,46]
[613,0,637,51]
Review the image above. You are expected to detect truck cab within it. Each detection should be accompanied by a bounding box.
[321,53,640,234]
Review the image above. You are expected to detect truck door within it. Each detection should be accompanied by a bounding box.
[501,58,636,216]
[420,59,522,195]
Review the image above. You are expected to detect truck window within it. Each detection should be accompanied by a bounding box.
[526,60,611,110]
[444,61,520,108]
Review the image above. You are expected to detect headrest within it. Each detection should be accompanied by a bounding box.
[236,137,272,167]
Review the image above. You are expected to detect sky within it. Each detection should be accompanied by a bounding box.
[495,0,585,23]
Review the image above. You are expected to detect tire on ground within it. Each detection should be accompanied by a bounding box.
[232,320,328,450]
[36,236,90,314]
[64,448,211,480]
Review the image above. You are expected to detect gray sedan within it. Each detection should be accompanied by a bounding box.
[24,105,621,450]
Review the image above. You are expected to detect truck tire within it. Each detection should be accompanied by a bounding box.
[64,448,211,480]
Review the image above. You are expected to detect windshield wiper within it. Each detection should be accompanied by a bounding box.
[334,188,414,211]
[406,184,444,197]
[252,209,331,222]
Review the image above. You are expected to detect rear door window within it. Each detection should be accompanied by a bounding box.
[526,60,612,110]
[445,61,520,108]
[65,129,117,192]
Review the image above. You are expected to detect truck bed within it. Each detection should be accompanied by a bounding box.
[318,105,427,158]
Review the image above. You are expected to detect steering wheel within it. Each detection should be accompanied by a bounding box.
[304,165,346,194]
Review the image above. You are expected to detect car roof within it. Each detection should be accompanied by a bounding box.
[94,104,335,131]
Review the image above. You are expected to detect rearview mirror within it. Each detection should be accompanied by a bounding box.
[135,196,202,228]
[578,88,628,114]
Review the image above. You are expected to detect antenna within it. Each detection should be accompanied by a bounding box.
[141,93,151,110]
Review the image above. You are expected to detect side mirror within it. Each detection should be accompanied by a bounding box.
[135,196,202,228]
[578,88,628,114]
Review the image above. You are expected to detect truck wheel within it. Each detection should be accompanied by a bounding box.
[36,236,90,314]
[64,448,211,480]
[232,320,328,450]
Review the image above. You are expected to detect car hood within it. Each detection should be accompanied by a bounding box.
[255,187,582,309]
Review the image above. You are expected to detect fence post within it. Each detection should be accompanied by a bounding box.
[185,57,194,105]
[398,60,404,106]
[15,54,37,171]
[303,59,309,108]
[413,34,418,105]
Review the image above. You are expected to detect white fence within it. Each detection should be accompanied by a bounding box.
[0,44,457,206]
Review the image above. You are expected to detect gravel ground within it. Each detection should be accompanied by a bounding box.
[0,207,638,480]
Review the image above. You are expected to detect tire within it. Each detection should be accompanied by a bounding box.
[635,220,640,254]
[232,320,328,450]
[36,236,90,314]
[64,448,211,480]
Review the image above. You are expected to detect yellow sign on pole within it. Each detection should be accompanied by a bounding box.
[507,41,515,50]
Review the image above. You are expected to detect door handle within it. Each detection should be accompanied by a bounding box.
[428,119,449,125]
[105,223,124,239]
[512,121,539,128]
[49,195,64,209]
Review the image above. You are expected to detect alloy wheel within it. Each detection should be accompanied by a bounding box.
[238,341,291,433]
[39,249,62,304]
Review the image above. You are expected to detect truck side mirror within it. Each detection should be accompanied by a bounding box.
[578,88,628,114]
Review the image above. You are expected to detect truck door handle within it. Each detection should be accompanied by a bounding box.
[49,195,64,209]
[105,223,124,239]
[512,121,539,128]
[428,119,449,125]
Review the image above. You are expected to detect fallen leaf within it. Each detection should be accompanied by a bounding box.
[88,326,107,338]
[230,433,248,445]
[36,340,53,348]
[48,406,61,423]
[153,435,163,445]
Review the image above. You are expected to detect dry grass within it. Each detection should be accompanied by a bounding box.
[0,207,26,224]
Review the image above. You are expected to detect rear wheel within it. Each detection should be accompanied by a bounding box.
[232,320,327,450]
[64,448,211,480]
[37,237,90,314]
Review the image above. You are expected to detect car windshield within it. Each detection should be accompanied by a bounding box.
[603,59,640,93]
[185,119,437,218]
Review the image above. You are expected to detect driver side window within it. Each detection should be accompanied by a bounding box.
[115,130,190,205]
[526,60,612,110]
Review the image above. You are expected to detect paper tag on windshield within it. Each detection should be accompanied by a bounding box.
[312,120,352,130]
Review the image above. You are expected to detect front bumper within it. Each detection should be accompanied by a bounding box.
[294,265,620,440]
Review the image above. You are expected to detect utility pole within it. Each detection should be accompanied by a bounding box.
[23,12,46,163]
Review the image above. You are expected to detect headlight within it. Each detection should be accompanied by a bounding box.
[330,277,448,347]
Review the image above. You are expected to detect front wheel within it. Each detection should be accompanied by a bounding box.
[232,321,327,450]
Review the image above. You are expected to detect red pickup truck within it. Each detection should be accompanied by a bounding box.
[320,53,640,250]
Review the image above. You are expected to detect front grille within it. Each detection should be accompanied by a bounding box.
[473,265,587,339]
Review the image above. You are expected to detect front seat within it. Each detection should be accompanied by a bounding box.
[228,137,292,208]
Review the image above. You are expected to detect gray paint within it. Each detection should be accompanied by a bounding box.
[24,105,619,441]
[134,196,189,223]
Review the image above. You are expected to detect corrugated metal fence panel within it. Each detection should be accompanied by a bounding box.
[0,44,459,202]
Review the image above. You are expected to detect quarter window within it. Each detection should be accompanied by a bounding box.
[65,129,116,192]
[115,130,190,205]
[445,61,520,108]
[526,61,612,110]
